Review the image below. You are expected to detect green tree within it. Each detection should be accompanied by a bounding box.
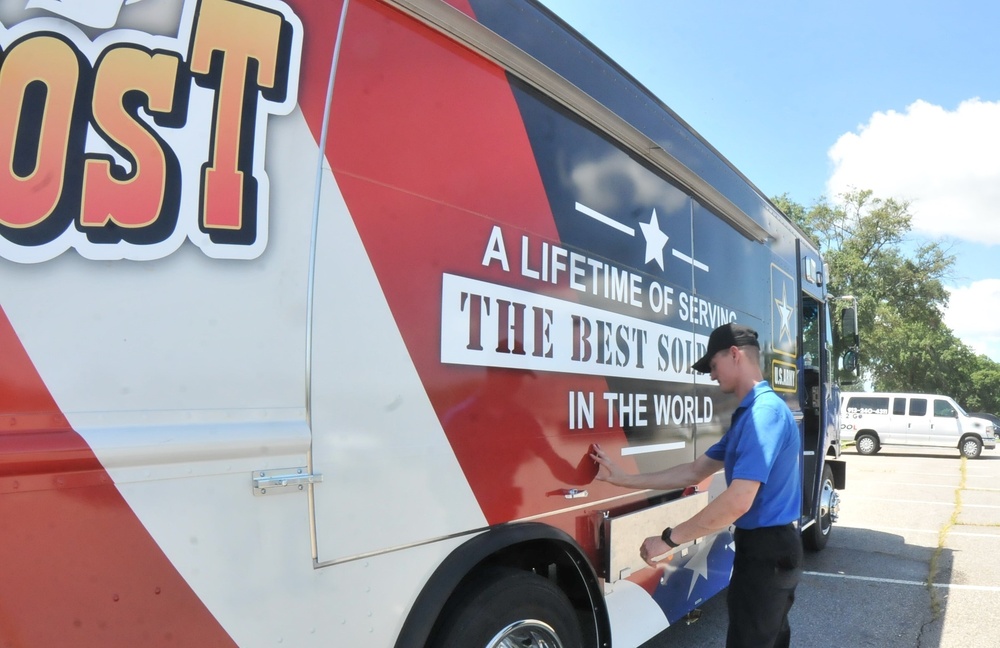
[773,189,992,404]
[967,355,1000,414]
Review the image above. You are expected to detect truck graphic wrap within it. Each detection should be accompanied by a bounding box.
[0,1,846,646]
[0,0,302,261]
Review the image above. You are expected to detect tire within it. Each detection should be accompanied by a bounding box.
[960,436,983,459]
[856,433,879,455]
[430,567,585,648]
[803,463,839,552]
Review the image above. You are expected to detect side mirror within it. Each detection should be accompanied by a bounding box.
[841,349,858,374]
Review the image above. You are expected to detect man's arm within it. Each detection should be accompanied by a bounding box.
[669,478,758,542]
[639,478,760,564]
[590,444,723,491]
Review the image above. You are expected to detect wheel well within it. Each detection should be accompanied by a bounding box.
[393,523,610,648]
[825,458,846,490]
[855,429,879,441]
[959,433,983,446]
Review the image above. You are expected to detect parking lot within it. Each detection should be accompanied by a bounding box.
[641,445,1000,647]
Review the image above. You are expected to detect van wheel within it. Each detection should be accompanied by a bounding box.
[960,436,982,459]
[856,433,879,455]
[803,463,838,551]
[429,567,585,648]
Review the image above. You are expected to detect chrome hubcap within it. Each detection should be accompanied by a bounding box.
[818,478,839,530]
[488,620,562,648]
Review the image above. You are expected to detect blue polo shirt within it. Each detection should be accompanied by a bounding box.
[705,381,801,529]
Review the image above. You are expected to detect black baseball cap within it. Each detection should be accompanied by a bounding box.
[691,323,760,374]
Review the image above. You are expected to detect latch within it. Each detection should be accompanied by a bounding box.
[252,467,323,496]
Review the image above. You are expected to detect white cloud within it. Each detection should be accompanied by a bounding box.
[827,98,1000,244]
[944,280,1000,361]
[829,99,1000,362]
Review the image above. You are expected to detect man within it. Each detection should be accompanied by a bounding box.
[591,322,802,648]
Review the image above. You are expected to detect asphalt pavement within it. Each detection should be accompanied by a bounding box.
[640,444,1000,648]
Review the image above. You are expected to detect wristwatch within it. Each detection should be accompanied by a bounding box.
[661,526,679,548]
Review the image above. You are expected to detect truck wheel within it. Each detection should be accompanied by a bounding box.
[803,463,838,551]
[430,567,585,648]
[856,433,879,455]
[960,436,982,459]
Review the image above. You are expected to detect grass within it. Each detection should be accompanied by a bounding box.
[925,456,966,619]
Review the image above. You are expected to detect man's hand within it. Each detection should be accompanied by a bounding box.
[639,536,674,566]
[590,443,630,485]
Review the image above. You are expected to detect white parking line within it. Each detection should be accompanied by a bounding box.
[848,480,1000,492]
[836,524,1000,539]
[850,481,956,489]
[846,495,1000,509]
[851,471,967,479]
[803,571,1000,592]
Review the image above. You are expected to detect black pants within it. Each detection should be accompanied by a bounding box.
[726,524,803,648]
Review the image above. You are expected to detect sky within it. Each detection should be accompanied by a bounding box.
[537,0,1000,361]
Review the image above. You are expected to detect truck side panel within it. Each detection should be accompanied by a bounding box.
[0,0,840,646]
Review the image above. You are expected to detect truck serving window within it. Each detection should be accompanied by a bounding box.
[846,397,890,415]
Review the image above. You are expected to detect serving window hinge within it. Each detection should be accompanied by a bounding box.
[252,468,323,496]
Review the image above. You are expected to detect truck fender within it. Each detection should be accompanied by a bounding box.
[393,522,610,648]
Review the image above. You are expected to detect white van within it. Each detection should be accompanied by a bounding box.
[841,392,998,458]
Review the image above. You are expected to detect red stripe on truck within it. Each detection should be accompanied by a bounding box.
[0,307,236,647]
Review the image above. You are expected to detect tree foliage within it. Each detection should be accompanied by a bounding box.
[773,189,1000,415]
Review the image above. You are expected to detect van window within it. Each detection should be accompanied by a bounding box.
[893,398,906,415]
[934,400,957,418]
[846,397,890,414]
[910,399,927,416]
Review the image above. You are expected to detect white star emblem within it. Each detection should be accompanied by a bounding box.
[638,209,670,270]
[775,283,794,347]
[682,535,714,599]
